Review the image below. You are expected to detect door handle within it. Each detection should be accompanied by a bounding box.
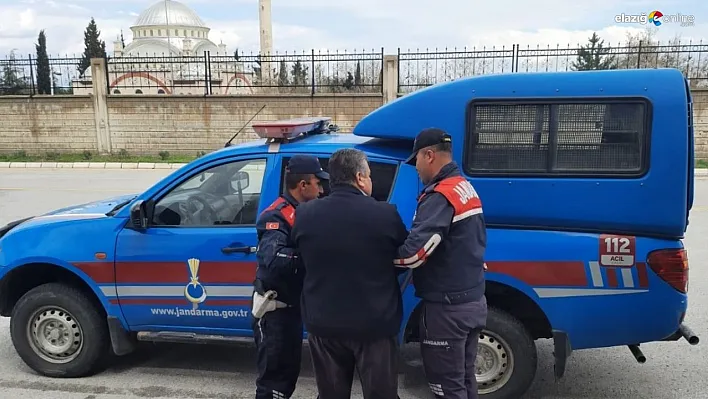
[221,245,256,254]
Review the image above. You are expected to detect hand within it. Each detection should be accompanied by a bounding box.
[483,262,488,271]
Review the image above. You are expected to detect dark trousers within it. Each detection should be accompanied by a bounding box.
[252,306,303,399]
[307,334,399,399]
[419,296,488,399]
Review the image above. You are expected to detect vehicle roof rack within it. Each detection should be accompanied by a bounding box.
[251,117,339,144]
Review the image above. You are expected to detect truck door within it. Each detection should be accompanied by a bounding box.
[113,154,276,334]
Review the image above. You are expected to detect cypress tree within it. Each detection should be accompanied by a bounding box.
[35,30,51,94]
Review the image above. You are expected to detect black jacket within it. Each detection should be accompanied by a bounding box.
[292,184,408,341]
[395,162,487,304]
[254,192,303,306]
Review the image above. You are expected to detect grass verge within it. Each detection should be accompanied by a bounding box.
[0,150,204,164]
[697,159,708,169]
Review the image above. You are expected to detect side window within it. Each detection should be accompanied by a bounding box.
[464,100,649,176]
[279,157,398,202]
[368,161,398,201]
[151,158,267,227]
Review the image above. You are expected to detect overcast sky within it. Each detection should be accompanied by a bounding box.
[0,0,706,58]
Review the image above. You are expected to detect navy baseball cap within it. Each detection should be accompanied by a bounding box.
[286,155,329,180]
[405,128,452,165]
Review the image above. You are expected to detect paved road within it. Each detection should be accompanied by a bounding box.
[0,169,706,399]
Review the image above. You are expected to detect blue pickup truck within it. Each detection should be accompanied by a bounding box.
[0,67,700,398]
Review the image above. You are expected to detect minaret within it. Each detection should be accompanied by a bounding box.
[258,0,274,86]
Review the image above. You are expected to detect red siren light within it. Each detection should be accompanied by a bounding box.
[252,117,335,140]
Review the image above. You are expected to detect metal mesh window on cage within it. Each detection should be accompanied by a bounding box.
[465,101,647,175]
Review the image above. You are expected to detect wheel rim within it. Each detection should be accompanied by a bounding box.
[476,329,514,394]
[26,306,84,364]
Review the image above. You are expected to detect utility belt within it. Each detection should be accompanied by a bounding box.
[420,284,484,305]
[251,279,290,319]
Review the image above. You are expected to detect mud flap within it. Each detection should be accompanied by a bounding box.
[552,330,572,380]
[107,316,138,356]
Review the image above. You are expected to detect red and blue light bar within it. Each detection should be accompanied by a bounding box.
[252,117,334,140]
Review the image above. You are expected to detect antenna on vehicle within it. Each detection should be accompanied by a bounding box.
[224,104,267,148]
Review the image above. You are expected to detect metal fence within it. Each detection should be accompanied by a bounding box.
[2,40,708,96]
[0,49,385,96]
[0,53,82,95]
[398,40,708,94]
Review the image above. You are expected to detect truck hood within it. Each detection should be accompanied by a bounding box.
[42,193,138,217]
[0,193,138,240]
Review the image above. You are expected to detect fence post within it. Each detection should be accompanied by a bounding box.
[380,47,384,94]
[28,54,36,96]
[396,48,400,96]
[383,53,399,103]
[104,55,110,95]
[311,49,315,95]
[90,57,112,154]
[636,40,643,69]
[204,51,210,95]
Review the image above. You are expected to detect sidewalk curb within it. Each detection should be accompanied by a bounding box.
[0,162,706,175]
[0,162,188,170]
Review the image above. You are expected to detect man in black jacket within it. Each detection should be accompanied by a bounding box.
[291,148,408,399]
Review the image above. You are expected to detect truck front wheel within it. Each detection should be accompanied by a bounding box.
[478,306,538,399]
[10,282,110,378]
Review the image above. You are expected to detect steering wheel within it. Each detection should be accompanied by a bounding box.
[179,194,219,225]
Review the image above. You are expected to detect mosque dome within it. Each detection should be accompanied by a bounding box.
[133,0,207,28]
[121,0,226,57]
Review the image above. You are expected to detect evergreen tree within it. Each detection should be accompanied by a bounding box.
[354,61,361,87]
[343,71,354,89]
[290,60,309,87]
[1,50,28,94]
[571,32,617,71]
[78,17,107,77]
[278,60,289,86]
[35,30,51,95]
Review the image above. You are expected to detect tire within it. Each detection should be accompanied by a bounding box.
[10,282,111,378]
[478,306,537,399]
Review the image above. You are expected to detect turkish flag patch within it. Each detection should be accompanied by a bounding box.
[266,222,279,230]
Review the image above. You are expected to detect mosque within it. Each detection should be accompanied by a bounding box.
[72,0,255,95]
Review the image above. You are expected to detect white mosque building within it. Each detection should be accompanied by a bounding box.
[73,0,254,95]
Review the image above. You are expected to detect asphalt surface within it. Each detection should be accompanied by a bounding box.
[0,168,706,399]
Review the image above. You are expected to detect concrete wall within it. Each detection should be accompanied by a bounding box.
[106,95,382,154]
[0,93,383,156]
[692,89,708,161]
[0,96,97,153]
[0,58,707,161]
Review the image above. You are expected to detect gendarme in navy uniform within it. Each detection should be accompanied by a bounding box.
[395,128,488,399]
[252,154,328,399]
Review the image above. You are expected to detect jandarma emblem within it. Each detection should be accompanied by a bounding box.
[184,258,207,310]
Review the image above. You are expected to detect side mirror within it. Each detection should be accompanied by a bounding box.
[129,200,148,229]
[231,171,250,191]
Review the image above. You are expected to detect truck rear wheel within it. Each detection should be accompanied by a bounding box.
[478,306,537,399]
[10,282,110,378]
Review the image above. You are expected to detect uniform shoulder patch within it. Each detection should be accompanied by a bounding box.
[266,222,280,230]
[278,205,296,227]
[433,176,483,222]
